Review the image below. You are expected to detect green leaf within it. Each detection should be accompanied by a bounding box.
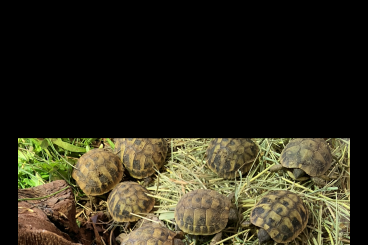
[40,139,49,149]
[22,178,31,186]
[105,138,115,150]
[19,168,34,176]
[18,181,25,189]
[159,212,175,220]
[50,138,86,153]
[43,148,53,158]
[18,150,28,161]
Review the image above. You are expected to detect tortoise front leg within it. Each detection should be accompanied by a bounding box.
[269,164,284,172]
[311,176,328,187]
[142,177,153,187]
[258,228,271,245]
[311,174,331,186]
[319,174,330,181]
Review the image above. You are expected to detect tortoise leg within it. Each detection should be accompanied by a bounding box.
[320,174,330,181]
[269,164,284,172]
[241,220,253,228]
[258,228,271,245]
[210,232,222,245]
[311,176,327,187]
[123,221,130,233]
[142,177,153,187]
[293,168,306,179]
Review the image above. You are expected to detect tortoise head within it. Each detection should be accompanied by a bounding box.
[293,168,306,179]
[228,206,238,223]
[226,192,239,223]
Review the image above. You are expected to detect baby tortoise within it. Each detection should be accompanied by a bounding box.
[270,138,333,186]
[118,214,185,245]
[72,148,124,196]
[174,189,238,244]
[206,138,259,179]
[107,181,155,222]
[242,190,308,244]
[72,148,124,209]
[114,138,167,184]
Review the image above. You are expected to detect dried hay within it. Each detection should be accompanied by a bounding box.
[119,138,350,245]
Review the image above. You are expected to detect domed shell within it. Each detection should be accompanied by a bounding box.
[107,181,155,222]
[280,138,332,176]
[72,148,124,196]
[250,190,308,243]
[174,189,231,235]
[114,138,168,179]
[206,138,259,179]
[121,223,178,245]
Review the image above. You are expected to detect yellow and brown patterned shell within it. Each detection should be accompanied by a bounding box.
[280,138,332,176]
[174,189,231,235]
[121,223,177,245]
[114,138,168,179]
[250,190,308,243]
[72,148,124,196]
[107,181,155,222]
[206,138,259,179]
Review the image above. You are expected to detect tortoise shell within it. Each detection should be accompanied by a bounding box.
[250,190,308,243]
[107,181,155,222]
[72,148,124,196]
[280,138,332,177]
[121,223,179,245]
[206,138,259,179]
[174,189,231,235]
[114,138,168,179]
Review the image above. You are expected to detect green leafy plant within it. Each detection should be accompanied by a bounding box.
[18,138,101,189]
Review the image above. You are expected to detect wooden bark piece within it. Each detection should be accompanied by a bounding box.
[18,180,82,245]
[18,201,80,245]
[18,180,79,234]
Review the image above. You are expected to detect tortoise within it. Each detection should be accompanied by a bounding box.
[270,138,333,186]
[107,181,155,222]
[114,138,168,183]
[206,138,259,179]
[174,189,238,243]
[118,214,184,245]
[72,148,124,196]
[242,190,308,244]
